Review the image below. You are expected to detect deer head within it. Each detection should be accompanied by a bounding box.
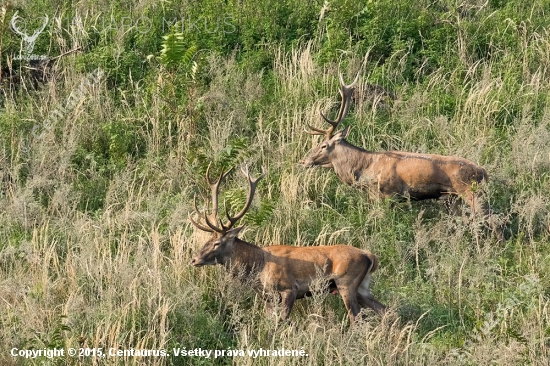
[301,73,359,168]
[189,163,266,266]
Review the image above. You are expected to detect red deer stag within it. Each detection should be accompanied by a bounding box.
[301,73,491,217]
[189,163,386,324]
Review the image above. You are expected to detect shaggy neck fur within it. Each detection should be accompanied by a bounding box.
[224,238,266,275]
[330,141,374,185]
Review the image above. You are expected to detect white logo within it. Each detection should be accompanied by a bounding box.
[10,11,49,60]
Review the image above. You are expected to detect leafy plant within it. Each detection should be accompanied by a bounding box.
[155,24,199,81]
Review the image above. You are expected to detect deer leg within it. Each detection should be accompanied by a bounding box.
[262,290,282,316]
[280,290,297,320]
[357,293,387,316]
[336,286,361,325]
[356,273,386,316]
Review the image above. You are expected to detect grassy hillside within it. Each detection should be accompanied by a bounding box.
[1,0,549,364]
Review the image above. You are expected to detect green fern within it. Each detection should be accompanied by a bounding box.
[159,32,184,65]
[223,188,247,217]
[46,316,71,349]
[222,190,274,227]
[159,31,198,69]
[246,199,275,226]
[218,137,251,168]
[189,137,251,177]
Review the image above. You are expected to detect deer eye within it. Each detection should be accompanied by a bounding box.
[320,143,328,150]
[212,241,220,248]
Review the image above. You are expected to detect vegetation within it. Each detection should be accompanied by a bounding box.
[1,0,549,364]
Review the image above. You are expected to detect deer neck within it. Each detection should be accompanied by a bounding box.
[225,238,266,275]
[331,141,373,185]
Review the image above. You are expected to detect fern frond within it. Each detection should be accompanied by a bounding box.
[159,32,185,66]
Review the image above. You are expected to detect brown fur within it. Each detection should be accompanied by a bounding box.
[191,227,386,324]
[302,127,488,212]
[190,163,386,323]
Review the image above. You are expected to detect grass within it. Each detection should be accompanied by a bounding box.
[1,0,550,364]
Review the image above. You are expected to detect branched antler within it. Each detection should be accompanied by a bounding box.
[189,163,266,234]
[305,72,359,140]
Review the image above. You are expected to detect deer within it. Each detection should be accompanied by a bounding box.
[189,163,386,325]
[301,73,502,239]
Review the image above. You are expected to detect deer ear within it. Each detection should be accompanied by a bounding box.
[226,226,244,240]
[334,126,350,141]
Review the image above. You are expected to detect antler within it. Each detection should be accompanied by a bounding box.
[189,163,266,234]
[305,72,359,140]
[220,165,267,231]
[10,12,49,39]
[9,11,26,37]
[189,163,234,234]
[32,14,49,38]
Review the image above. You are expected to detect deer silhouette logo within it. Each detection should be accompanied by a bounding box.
[10,11,49,60]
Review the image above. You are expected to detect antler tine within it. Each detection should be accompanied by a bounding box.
[240,164,249,178]
[204,163,234,231]
[201,197,226,234]
[304,124,329,136]
[189,164,235,234]
[222,166,267,231]
[188,196,219,233]
[34,14,49,36]
[9,12,25,37]
[306,72,359,140]
[203,210,226,233]
[188,213,216,233]
[320,72,358,131]
[339,71,360,90]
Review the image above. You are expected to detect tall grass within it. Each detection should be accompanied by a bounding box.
[1,1,550,365]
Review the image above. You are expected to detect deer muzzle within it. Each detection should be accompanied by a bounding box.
[190,257,204,266]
